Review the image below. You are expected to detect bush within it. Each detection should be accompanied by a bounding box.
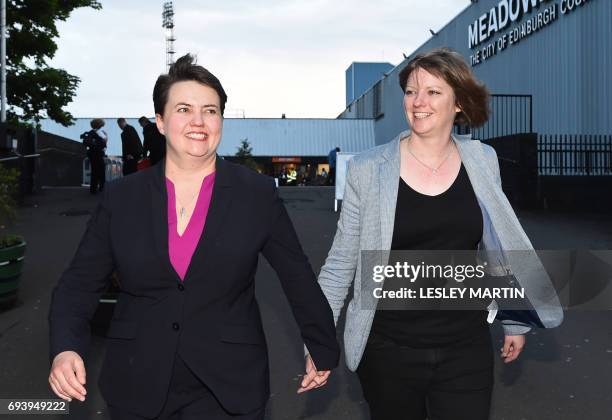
[0,164,22,248]
[0,234,23,248]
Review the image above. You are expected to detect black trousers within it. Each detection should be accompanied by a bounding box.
[357,328,494,420]
[89,154,106,194]
[108,353,265,420]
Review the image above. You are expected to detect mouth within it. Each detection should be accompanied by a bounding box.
[185,132,208,141]
[413,112,433,120]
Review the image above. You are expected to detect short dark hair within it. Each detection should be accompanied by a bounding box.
[398,48,489,128]
[90,118,105,129]
[153,54,228,117]
[117,118,126,125]
[138,116,150,125]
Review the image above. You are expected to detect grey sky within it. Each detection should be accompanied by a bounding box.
[49,0,469,119]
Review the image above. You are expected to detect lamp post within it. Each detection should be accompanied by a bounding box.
[1,0,6,122]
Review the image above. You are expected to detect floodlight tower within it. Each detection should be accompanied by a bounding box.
[162,2,176,71]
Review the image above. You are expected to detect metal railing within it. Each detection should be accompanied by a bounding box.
[538,134,612,176]
[457,94,533,140]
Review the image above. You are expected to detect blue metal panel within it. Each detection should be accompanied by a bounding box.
[345,62,394,107]
[218,119,376,156]
[346,64,354,107]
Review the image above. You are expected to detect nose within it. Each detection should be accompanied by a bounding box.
[413,91,425,108]
[190,111,205,126]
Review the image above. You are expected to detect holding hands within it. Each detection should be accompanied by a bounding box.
[297,354,331,394]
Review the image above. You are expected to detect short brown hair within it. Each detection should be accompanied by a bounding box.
[90,118,105,129]
[153,54,228,117]
[399,48,489,128]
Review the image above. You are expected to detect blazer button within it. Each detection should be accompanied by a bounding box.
[178,283,185,291]
[172,322,180,331]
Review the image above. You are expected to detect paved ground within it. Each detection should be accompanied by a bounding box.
[0,185,611,420]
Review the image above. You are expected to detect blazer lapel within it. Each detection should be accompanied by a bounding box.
[183,156,233,280]
[379,132,404,251]
[454,135,532,250]
[149,160,182,283]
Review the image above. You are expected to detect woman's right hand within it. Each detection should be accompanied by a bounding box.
[49,351,87,402]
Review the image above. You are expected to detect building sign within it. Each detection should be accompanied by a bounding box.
[272,157,302,163]
[468,0,594,66]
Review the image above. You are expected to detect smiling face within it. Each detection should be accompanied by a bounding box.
[403,67,461,139]
[155,80,223,162]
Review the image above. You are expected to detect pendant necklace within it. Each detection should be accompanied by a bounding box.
[176,189,199,219]
[406,137,454,175]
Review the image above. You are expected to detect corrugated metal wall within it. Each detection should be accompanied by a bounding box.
[219,119,375,156]
[341,0,612,146]
[39,118,376,157]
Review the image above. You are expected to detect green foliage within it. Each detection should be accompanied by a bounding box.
[0,163,19,226]
[235,138,253,158]
[6,0,102,126]
[235,138,259,171]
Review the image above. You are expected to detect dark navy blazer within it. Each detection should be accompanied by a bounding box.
[49,157,339,417]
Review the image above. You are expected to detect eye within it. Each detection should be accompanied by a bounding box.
[428,90,441,95]
[404,89,415,96]
[205,108,217,115]
[177,106,189,113]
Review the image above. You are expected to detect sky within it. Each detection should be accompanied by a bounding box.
[49,0,470,120]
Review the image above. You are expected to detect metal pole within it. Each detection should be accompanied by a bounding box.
[1,0,6,122]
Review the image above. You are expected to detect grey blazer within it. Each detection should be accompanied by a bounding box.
[318,131,563,372]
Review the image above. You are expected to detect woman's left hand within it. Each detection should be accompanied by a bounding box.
[501,335,525,363]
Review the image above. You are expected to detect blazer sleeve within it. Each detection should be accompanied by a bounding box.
[48,187,116,361]
[317,159,361,325]
[261,180,340,371]
[485,145,533,335]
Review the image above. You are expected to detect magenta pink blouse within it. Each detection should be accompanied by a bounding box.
[166,172,216,281]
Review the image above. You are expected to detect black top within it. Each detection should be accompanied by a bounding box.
[371,163,488,347]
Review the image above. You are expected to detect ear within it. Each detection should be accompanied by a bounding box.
[455,102,462,113]
[155,114,165,135]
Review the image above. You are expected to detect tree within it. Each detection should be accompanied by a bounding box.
[6,0,102,126]
[235,138,252,158]
[235,138,259,171]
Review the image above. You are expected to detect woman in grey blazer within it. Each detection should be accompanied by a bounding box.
[310,48,562,419]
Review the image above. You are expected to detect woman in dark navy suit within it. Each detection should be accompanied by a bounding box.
[48,54,339,420]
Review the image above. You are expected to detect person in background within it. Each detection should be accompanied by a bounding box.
[279,167,287,186]
[48,53,339,420]
[139,115,167,165]
[117,118,143,176]
[315,48,562,419]
[327,146,340,186]
[88,118,108,194]
[287,167,297,185]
